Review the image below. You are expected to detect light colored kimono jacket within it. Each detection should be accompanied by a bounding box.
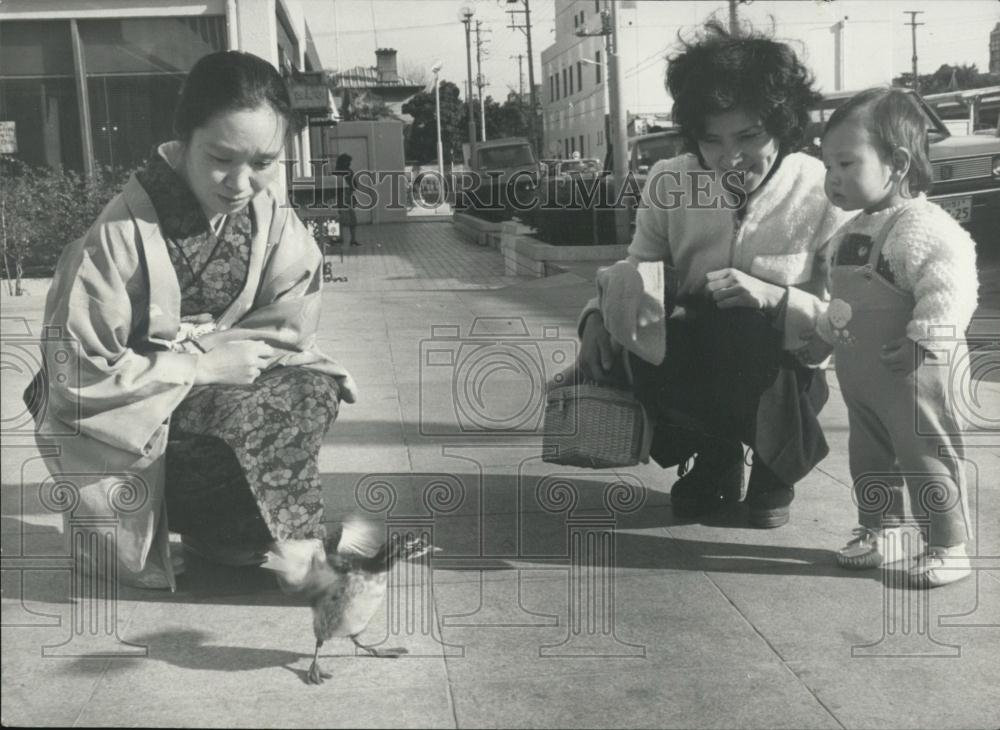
[30,164,357,589]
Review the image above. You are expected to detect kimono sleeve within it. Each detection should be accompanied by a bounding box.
[41,214,199,456]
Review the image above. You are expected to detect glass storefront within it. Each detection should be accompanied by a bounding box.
[0,16,227,173]
[0,21,82,170]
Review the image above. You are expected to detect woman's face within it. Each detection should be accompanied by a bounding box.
[697,107,780,195]
[179,104,287,218]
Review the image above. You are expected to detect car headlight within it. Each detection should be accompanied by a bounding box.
[993,155,1000,180]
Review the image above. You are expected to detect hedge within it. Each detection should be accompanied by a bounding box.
[1,158,133,295]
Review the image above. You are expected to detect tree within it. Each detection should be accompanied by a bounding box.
[893,63,1000,95]
[340,89,395,121]
[402,79,467,163]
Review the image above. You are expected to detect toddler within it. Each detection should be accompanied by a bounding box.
[802,87,978,588]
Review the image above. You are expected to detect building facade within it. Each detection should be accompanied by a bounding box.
[540,0,897,161]
[0,0,324,177]
[990,22,1000,75]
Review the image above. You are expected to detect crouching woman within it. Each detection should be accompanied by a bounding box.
[25,51,357,589]
[578,22,853,527]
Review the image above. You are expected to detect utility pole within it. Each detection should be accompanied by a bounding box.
[578,3,628,245]
[904,11,925,94]
[607,0,629,246]
[506,0,540,155]
[511,53,526,134]
[728,0,739,33]
[460,6,476,151]
[511,53,525,104]
[475,20,487,142]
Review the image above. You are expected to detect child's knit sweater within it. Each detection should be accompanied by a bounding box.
[817,195,979,344]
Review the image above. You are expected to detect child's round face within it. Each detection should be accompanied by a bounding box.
[821,118,897,213]
[180,105,287,218]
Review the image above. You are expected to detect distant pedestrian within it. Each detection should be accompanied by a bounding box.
[334,152,363,246]
[799,87,977,587]
[24,50,357,589]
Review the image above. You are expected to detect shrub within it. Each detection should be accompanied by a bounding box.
[1,158,133,295]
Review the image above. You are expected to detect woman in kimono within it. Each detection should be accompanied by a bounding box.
[27,50,357,589]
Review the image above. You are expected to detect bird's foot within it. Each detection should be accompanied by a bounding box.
[306,661,332,685]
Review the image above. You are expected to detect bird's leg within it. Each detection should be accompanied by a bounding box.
[351,634,399,658]
[307,639,333,685]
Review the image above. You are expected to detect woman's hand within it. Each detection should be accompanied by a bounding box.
[794,331,834,366]
[193,340,276,385]
[880,336,924,376]
[578,311,622,383]
[706,268,785,311]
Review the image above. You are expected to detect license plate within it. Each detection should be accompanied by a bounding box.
[939,196,972,223]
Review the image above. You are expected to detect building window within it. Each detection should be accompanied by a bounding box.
[0,20,82,171]
[579,134,584,156]
[555,72,560,100]
[573,14,579,29]
[1,16,226,173]
[563,68,568,97]
[595,0,600,11]
[577,61,583,91]
[595,51,602,83]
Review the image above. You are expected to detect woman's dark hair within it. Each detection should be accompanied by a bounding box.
[666,20,821,154]
[823,87,933,195]
[174,50,302,141]
[334,153,353,171]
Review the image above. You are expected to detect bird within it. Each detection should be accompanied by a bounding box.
[262,518,440,685]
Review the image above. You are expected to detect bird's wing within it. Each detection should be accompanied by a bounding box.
[261,538,329,592]
[334,516,383,558]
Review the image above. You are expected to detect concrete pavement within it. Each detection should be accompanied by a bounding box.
[2,218,999,728]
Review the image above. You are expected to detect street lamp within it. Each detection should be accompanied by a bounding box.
[431,60,445,184]
[459,5,477,152]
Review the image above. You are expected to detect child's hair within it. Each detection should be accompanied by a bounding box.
[823,87,933,195]
[174,50,302,142]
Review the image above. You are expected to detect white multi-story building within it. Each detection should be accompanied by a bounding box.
[540,0,898,161]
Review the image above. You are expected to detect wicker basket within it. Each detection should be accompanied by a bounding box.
[542,382,652,469]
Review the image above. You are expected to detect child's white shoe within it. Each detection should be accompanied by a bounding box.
[908,543,971,589]
[836,526,908,570]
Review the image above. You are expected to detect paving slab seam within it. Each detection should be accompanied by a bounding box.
[663,525,849,730]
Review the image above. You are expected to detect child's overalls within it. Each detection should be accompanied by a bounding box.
[829,206,972,547]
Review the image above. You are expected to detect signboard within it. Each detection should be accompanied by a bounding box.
[0,121,16,155]
[288,73,331,113]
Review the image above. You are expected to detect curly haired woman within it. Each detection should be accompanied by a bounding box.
[577,21,853,527]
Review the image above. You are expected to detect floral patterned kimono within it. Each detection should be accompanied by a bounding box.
[28,144,357,588]
[133,155,335,547]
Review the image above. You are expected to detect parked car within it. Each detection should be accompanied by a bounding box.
[806,88,1000,236]
[539,158,561,177]
[550,157,604,179]
[628,128,686,183]
[456,136,540,221]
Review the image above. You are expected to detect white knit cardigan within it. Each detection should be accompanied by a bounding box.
[583,152,854,363]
